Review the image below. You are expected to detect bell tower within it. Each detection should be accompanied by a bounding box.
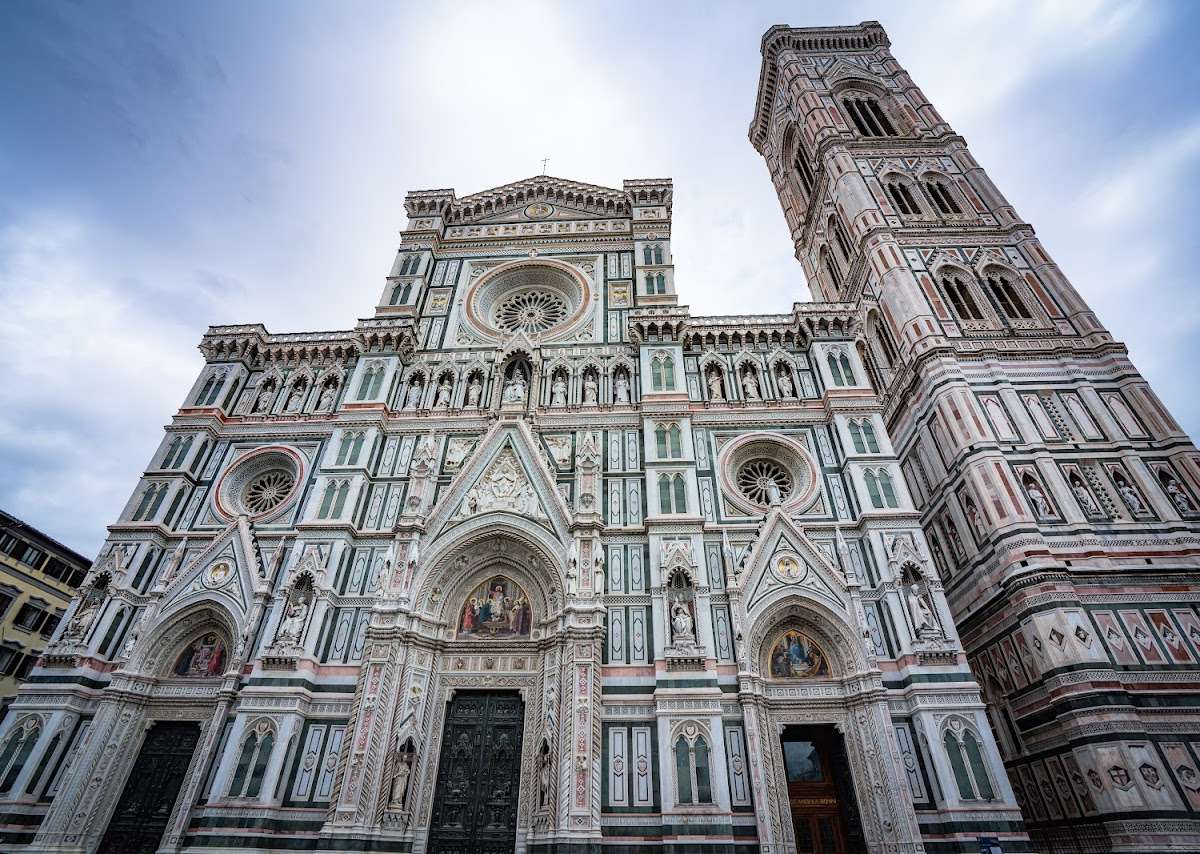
[751,20,1200,853]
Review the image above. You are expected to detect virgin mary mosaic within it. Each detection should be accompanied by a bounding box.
[769,629,829,678]
[457,576,532,639]
[172,632,226,677]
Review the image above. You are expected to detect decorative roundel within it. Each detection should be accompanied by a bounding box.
[493,289,568,334]
[203,561,233,588]
[717,432,819,515]
[243,470,296,514]
[736,458,793,506]
[214,446,303,522]
[463,259,591,341]
[524,202,554,220]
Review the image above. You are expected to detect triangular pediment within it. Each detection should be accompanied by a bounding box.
[738,510,849,617]
[157,516,264,624]
[426,420,572,542]
[450,175,631,225]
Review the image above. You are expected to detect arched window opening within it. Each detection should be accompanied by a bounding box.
[674,731,713,805]
[842,94,897,137]
[332,481,350,517]
[862,419,880,453]
[672,474,687,514]
[356,366,376,401]
[941,274,985,322]
[864,470,883,508]
[643,245,653,265]
[0,720,40,794]
[229,725,276,799]
[658,474,673,515]
[827,353,845,387]
[828,214,853,262]
[793,135,816,195]
[650,354,676,391]
[196,375,217,406]
[943,726,995,800]
[655,425,669,459]
[318,481,337,519]
[878,469,898,507]
[336,433,353,466]
[885,181,921,215]
[349,432,365,465]
[668,424,683,458]
[985,272,1033,320]
[849,420,866,454]
[821,247,842,292]
[838,354,854,385]
[926,178,962,215]
[654,244,664,264]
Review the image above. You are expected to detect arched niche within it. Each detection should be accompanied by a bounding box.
[128,604,238,679]
[746,596,863,681]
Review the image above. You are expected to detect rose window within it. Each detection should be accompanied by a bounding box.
[493,290,568,334]
[736,459,793,505]
[243,470,296,514]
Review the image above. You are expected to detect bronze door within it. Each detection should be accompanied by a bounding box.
[99,720,201,854]
[782,726,863,854]
[428,691,525,854]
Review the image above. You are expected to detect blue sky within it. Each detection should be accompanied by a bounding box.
[2,0,1198,556]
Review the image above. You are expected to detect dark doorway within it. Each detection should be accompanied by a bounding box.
[428,690,525,854]
[99,720,201,854]
[780,725,865,854]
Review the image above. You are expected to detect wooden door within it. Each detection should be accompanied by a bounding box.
[782,726,853,854]
[428,691,525,854]
[98,720,201,854]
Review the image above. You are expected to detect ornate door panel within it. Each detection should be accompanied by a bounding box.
[429,691,525,854]
[98,720,201,854]
[781,725,863,854]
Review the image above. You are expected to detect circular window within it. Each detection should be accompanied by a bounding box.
[718,432,819,515]
[464,260,590,341]
[214,447,303,522]
[243,469,296,514]
[736,459,793,506]
[494,289,568,334]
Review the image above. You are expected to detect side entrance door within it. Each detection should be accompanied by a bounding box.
[781,725,864,854]
[428,690,525,854]
[99,720,201,854]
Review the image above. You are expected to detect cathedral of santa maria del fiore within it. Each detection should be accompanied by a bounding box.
[3,20,1199,854]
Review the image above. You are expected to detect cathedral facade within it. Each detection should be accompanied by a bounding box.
[0,19,1196,854]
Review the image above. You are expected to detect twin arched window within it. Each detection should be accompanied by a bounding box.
[650,354,676,391]
[940,268,1036,325]
[658,474,688,514]
[674,733,712,804]
[645,272,667,295]
[397,254,421,276]
[925,178,962,215]
[132,483,169,522]
[317,480,351,520]
[655,423,683,459]
[826,352,855,387]
[642,244,665,265]
[0,719,41,794]
[389,282,414,305]
[940,272,986,322]
[228,723,276,799]
[336,431,366,466]
[842,94,897,137]
[864,468,898,509]
[984,271,1033,320]
[885,180,922,216]
[161,435,194,469]
[355,364,386,400]
[195,372,225,406]
[848,419,880,454]
[943,725,995,801]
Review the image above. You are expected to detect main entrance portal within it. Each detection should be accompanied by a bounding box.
[429,690,526,854]
[98,720,201,854]
[781,725,865,854]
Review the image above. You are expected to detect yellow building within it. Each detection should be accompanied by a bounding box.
[0,511,89,717]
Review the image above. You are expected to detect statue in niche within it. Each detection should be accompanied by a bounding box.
[537,743,552,808]
[906,583,938,637]
[502,373,527,405]
[252,379,277,414]
[466,374,483,407]
[1070,475,1101,516]
[670,594,694,641]
[318,380,338,411]
[389,739,415,809]
[404,380,423,410]
[284,380,306,412]
[1112,473,1145,514]
[1025,477,1051,518]
[706,369,724,402]
[434,376,453,408]
[614,370,630,404]
[594,551,605,594]
[776,367,794,398]
[582,372,599,405]
[566,541,579,596]
[275,597,310,646]
[1163,474,1195,513]
[550,373,568,407]
[741,369,760,400]
[62,576,109,641]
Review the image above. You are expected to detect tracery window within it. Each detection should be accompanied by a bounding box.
[673,731,712,804]
[940,273,986,322]
[984,271,1033,320]
[650,353,676,391]
[826,352,855,387]
[925,177,963,215]
[828,214,853,263]
[943,725,995,801]
[655,423,683,459]
[885,180,922,215]
[841,94,897,137]
[849,419,880,454]
[864,468,898,509]
[336,431,365,466]
[658,473,687,514]
[228,723,276,799]
[317,480,350,520]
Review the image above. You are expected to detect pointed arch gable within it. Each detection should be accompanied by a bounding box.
[156,517,264,627]
[735,510,850,622]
